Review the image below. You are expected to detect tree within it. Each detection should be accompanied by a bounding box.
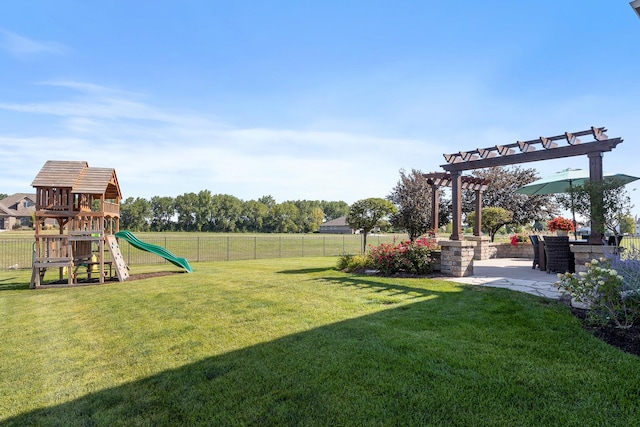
[347,198,397,251]
[237,199,268,232]
[265,202,299,233]
[210,194,243,232]
[174,192,198,231]
[291,200,325,233]
[0,193,7,200]
[463,166,559,226]
[320,200,350,221]
[387,169,433,241]
[150,196,175,231]
[620,214,635,235]
[194,190,214,231]
[560,178,634,239]
[466,207,513,242]
[120,197,151,231]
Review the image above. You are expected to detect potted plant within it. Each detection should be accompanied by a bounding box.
[546,217,574,235]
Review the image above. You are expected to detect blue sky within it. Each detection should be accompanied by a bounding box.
[2,1,640,212]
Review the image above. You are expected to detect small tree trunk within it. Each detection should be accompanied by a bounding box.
[362,232,368,253]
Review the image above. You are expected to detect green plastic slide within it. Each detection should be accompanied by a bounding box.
[114,230,193,273]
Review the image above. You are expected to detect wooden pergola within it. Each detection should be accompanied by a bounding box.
[440,127,622,243]
[423,172,489,236]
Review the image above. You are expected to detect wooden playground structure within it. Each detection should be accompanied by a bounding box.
[30,160,129,288]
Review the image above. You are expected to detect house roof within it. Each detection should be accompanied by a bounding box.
[320,216,350,227]
[0,201,13,216]
[31,160,121,199]
[0,193,35,208]
[0,193,36,216]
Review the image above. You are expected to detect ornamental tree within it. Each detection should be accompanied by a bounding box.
[387,169,433,241]
[347,198,397,252]
[466,207,513,242]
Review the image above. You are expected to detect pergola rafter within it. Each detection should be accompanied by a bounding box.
[438,127,623,243]
[423,172,490,237]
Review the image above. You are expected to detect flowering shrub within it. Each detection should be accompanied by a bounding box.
[547,217,574,232]
[509,234,528,246]
[556,251,640,329]
[367,237,439,276]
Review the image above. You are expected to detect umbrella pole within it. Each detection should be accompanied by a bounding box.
[570,182,577,240]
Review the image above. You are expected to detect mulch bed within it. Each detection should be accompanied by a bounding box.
[568,306,640,357]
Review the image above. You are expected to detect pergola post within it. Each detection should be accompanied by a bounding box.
[474,189,483,236]
[430,184,440,235]
[450,171,462,241]
[588,151,605,244]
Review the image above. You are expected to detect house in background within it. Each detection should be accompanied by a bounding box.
[0,193,37,230]
[318,216,355,234]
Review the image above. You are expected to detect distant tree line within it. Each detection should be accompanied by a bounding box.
[119,191,350,233]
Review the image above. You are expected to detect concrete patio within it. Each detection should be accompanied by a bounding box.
[442,257,563,299]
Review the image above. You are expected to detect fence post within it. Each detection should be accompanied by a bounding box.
[279,236,282,258]
[197,237,200,262]
[323,236,326,257]
[254,236,257,259]
[301,235,304,257]
[227,236,230,261]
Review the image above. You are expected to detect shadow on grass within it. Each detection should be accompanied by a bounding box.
[0,270,185,292]
[4,287,631,426]
[315,275,457,300]
[277,267,337,274]
[0,275,29,291]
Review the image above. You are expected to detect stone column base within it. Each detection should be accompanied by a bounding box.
[464,236,492,260]
[439,240,477,277]
[571,245,607,273]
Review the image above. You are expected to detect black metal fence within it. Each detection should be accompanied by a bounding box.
[0,234,401,270]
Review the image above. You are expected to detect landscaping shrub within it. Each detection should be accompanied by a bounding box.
[336,253,371,272]
[367,237,438,276]
[556,248,640,329]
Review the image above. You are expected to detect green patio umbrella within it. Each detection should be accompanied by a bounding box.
[516,168,639,238]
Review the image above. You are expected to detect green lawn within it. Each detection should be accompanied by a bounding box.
[1,257,639,426]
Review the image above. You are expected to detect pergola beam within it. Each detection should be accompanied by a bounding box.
[442,127,608,166]
[442,138,621,172]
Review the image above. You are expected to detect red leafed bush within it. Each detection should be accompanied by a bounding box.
[368,237,439,275]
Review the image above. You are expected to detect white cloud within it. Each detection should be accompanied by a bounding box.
[0,29,68,57]
[0,82,442,203]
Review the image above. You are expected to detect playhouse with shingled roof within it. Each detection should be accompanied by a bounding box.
[30,160,129,288]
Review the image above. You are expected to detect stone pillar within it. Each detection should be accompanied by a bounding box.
[570,244,606,273]
[465,235,492,260]
[439,239,476,277]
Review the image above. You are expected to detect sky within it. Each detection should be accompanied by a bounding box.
[2,1,640,213]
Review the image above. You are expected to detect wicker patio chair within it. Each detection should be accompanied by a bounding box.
[529,235,540,269]
[544,235,573,274]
